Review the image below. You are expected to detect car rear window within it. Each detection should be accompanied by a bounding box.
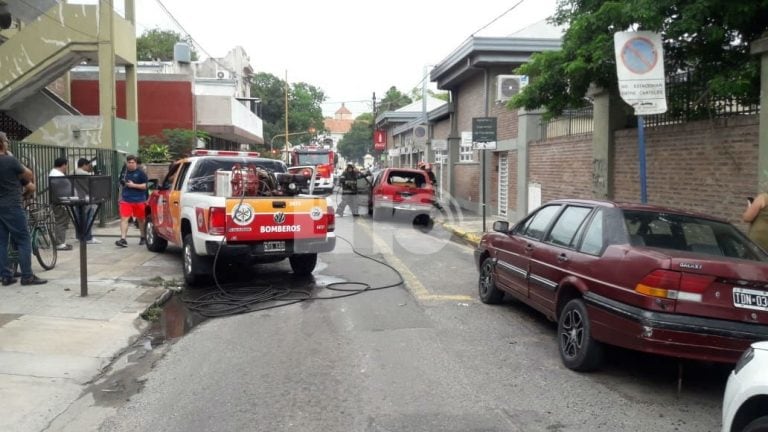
[386,171,428,188]
[623,210,768,261]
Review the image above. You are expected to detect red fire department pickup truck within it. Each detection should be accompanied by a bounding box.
[144,150,336,286]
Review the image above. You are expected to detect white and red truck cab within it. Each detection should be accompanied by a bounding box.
[145,150,336,286]
[289,144,337,194]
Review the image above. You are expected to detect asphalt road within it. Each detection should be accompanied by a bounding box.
[93,214,728,432]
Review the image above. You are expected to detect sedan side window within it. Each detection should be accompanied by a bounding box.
[522,205,561,240]
[580,208,605,255]
[546,206,592,247]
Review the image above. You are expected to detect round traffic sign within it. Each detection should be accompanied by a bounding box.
[620,37,658,74]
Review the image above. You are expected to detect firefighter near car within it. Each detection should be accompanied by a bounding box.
[336,164,361,217]
[289,143,337,194]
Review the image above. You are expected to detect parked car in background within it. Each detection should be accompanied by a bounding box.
[722,341,768,432]
[474,199,768,371]
[367,167,436,227]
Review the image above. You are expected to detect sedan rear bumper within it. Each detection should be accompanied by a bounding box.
[584,291,768,364]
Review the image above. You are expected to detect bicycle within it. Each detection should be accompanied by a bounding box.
[7,201,58,273]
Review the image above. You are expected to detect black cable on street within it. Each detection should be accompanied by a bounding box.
[180,212,404,318]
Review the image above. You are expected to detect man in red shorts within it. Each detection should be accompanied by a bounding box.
[115,155,148,247]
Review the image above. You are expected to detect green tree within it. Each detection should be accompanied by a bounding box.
[409,87,450,102]
[337,113,374,163]
[250,73,326,150]
[377,86,412,112]
[510,0,768,116]
[137,28,198,61]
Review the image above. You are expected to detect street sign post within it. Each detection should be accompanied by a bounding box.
[472,117,497,149]
[614,31,667,203]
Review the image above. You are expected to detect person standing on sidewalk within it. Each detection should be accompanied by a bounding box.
[75,158,100,244]
[115,155,148,247]
[49,157,72,251]
[0,132,46,286]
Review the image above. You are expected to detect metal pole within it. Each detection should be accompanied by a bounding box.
[638,115,648,203]
[285,70,289,163]
[77,205,88,297]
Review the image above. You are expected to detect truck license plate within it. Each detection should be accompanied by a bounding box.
[733,287,768,311]
[264,241,286,252]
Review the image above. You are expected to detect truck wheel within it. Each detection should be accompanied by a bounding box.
[183,234,211,286]
[289,253,317,276]
[557,298,603,372]
[145,216,167,253]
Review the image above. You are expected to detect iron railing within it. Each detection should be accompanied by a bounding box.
[540,106,595,138]
[8,141,123,223]
[642,70,760,127]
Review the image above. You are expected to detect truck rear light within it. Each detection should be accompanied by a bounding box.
[635,269,707,302]
[326,206,335,232]
[208,207,226,235]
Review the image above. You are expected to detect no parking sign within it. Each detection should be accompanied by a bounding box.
[614,31,667,115]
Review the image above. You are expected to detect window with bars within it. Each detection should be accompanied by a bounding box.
[460,131,474,162]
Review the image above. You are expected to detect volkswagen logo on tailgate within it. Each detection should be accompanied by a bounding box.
[273,212,286,224]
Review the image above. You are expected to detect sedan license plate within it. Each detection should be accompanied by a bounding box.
[733,287,768,311]
[263,241,285,253]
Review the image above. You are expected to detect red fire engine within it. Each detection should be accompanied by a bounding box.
[289,143,337,194]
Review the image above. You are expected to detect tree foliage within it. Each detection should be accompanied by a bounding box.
[139,128,207,160]
[337,113,374,163]
[250,72,326,151]
[377,86,412,112]
[409,87,450,102]
[510,0,768,116]
[136,28,198,61]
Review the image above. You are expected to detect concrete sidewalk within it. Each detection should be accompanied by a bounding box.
[0,220,181,432]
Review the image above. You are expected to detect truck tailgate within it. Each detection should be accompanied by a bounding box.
[224,197,330,242]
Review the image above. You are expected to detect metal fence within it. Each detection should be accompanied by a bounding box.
[639,70,759,127]
[540,106,595,139]
[8,141,123,223]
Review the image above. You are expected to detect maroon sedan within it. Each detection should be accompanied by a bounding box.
[474,199,768,371]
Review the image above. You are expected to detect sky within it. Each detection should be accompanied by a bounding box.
[121,0,559,117]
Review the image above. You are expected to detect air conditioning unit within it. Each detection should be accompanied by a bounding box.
[216,69,232,80]
[496,75,528,102]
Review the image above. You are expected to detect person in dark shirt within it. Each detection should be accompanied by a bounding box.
[336,164,361,217]
[0,132,46,285]
[115,155,148,247]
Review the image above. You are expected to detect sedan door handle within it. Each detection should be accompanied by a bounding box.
[557,253,569,263]
[172,201,179,205]
[524,244,534,252]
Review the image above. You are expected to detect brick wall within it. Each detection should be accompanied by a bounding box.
[613,116,758,227]
[454,163,481,203]
[529,135,594,203]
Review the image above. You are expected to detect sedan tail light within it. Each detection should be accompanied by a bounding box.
[635,269,713,302]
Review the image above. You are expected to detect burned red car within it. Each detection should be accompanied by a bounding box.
[474,199,768,371]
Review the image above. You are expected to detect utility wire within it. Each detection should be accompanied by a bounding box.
[401,0,529,97]
[152,0,235,74]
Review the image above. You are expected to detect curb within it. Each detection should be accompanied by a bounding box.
[441,223,482,248]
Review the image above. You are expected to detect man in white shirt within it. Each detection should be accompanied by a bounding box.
[49,157,72,251]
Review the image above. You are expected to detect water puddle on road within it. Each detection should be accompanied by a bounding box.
[145,293,207,344]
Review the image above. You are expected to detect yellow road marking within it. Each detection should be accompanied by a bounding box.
[357,221,476,303]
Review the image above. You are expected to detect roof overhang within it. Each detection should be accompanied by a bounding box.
[431,36,561,90]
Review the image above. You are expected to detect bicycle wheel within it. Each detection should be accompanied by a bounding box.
[32,225,57,270]
[7,240,19,277]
